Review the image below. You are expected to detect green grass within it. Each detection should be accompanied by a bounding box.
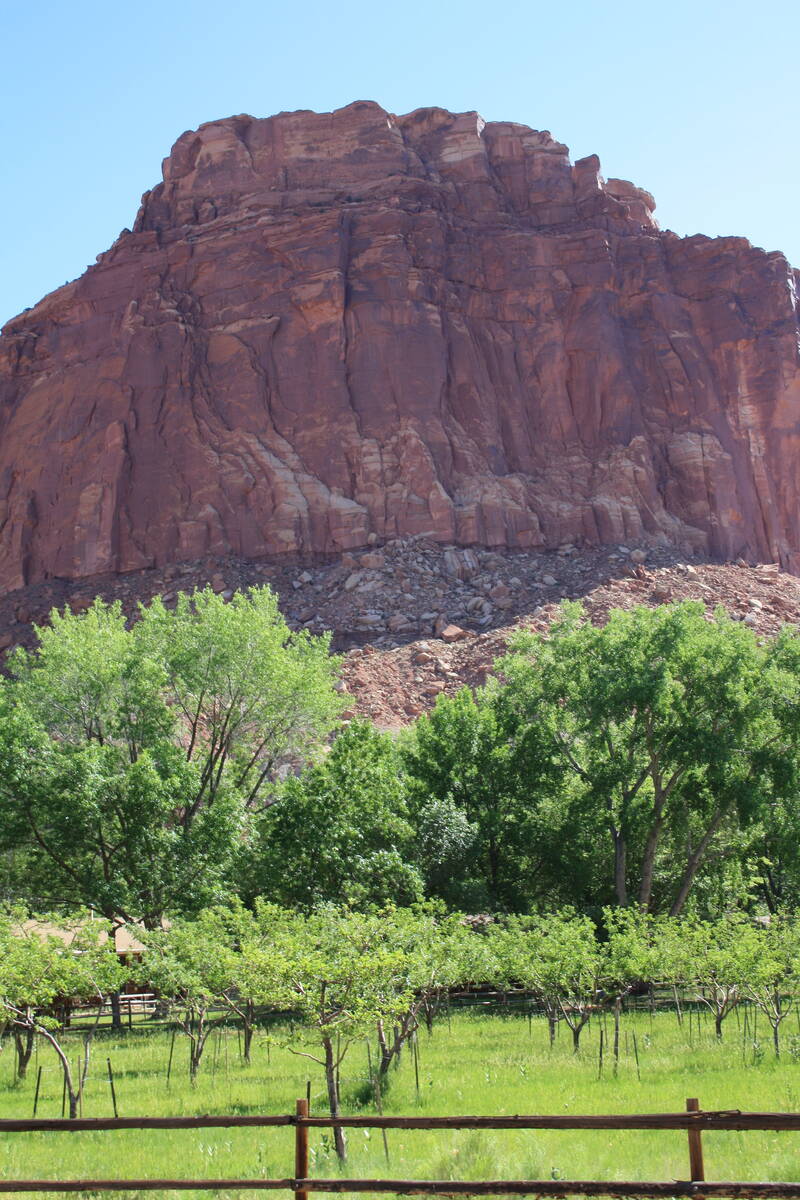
[2,1005,800,1198]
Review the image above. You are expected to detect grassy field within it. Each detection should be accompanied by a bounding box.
[2,1004,800,1198]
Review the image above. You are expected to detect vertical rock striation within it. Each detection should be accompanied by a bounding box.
[1,100,799,591]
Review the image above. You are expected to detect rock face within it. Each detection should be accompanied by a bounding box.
[1,100,800,591]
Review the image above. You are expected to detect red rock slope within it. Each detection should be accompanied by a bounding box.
[1,101,799,592]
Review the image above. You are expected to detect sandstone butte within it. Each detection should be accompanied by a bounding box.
[1,100,800,595]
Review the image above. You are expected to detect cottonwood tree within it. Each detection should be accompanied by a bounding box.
[401,688,544,910]
[0,604,203,929]
[0,588,344,929]
[135,587,344,813]
[248,721,422,909]
[752,628,800,912]
[500,601,794,914]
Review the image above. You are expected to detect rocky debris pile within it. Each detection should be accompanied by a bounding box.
[338,556,800,728]
[277,536,674,646]
[0,537,733,654]
[0,541,798,730]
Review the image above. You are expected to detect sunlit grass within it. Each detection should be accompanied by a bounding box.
[2,1004,800,1198]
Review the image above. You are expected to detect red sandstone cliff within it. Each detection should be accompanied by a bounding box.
[1,100,799,591]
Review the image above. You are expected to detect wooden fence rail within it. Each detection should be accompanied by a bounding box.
[0,1185,798,1197]
[4,1110,800,1133]
[2,1097,800,1195]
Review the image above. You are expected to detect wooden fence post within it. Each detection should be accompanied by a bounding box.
[31,1066,42,1118]
[295,1097,309,1200]
[686,1097,705,1189]
[106,1058,119,1119]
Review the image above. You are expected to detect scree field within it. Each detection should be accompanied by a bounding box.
[2,1006,800,1199]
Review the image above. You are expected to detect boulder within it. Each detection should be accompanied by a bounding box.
[440,624,469,643]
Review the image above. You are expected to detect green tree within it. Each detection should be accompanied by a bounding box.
[492,911,599,1051]
[678,915,749,1039]
[500,602,794,914]
[752,628,800,912]
[739,915,800,1057]
[0,602,221,929]
[401,688,539,909]
[135,587,344,812]
[0,908,128,1116]
[412,794,477,902]
[141,907,256,1080]
[601,907,658,1069]
[0,587,344,927]
[370,906,489,1075]
[246,904,411,1161]
[248,721,422,909]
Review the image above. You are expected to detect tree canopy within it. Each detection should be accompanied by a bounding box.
[3,591,800,921]
[248,721,422,909]
[494,601,800,914]
[0,587,344,925]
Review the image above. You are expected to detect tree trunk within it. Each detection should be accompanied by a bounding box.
[13,1027,35,1079]
[715,1010,724,1040]
[613,996,621,1072]
[378,1010,419,1080]
[376,1020,392,1076]
[234,999,256,1065]
[669,810,723,916]
[612,829,628,906]
[488,834,500,906]
[36,1024,79,1119]
[190,1035,206,1080]
[572,1024,581,1053]
[110,991,123,1032]
[188,1012,210,1081]
[638,814,664,911]
[672,984,683,1026]
[323,1036,346,1162]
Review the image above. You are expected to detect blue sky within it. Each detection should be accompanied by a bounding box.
[1,0,797,327]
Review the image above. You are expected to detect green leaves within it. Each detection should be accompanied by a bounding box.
[136,587,345,811]
[242,904,413,1050]
[499,601,791,913]
[491,910,599,1001]
[249,720,422,909]
[9,598,174,755]
[140,906,247,1004]
[0,907,128,1015]
[0,585,345,925]
[401,687,536,909]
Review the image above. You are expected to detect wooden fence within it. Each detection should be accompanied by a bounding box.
[2,1097,800,1194]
